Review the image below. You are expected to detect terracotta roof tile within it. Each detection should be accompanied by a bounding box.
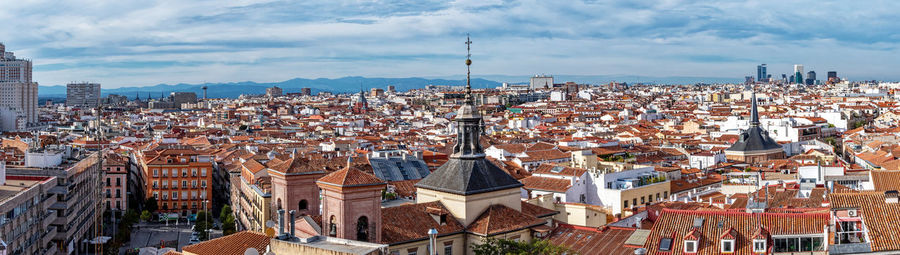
[317,166,385,187]
[181,231,270,255]
[466,204,546,236]
[381,201,465,244]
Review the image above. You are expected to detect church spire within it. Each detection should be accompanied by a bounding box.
[452,34,484,158]
[750,89,760,127]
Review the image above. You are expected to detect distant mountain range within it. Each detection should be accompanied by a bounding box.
[37,75,742,99]
[37,76,503,99]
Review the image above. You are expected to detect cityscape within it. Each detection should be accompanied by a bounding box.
[4,1,900,255]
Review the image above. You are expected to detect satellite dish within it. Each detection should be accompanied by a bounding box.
[265,220,276,228]
[244,248,260,255]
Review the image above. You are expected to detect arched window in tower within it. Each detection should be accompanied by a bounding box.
[329,215,337,237]
[356,216,369,242]
[277,198,283,210]
[299,200,308,211]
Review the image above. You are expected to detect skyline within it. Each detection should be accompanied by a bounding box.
[4,0,900,88]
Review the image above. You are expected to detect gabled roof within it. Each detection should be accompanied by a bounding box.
[380,201,465,244]
[465,204,546,236]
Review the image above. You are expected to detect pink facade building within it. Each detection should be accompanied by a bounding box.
[103,153,128,214]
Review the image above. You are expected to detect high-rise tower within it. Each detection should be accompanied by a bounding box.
[0,43,38,130]
[757,64,767,83]
[793,65,804,84]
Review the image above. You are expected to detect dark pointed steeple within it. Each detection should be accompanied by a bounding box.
[750,90,760,127]
[416,34,522,195]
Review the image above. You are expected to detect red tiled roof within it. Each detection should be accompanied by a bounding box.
[181,231,270,255]
[871,170,900,191]
[829,191,900,252]
[643,209,829,255]
[520,176,571,193]
[317,166,384,187]
[547,224,635,255]
[466,204,546,236]
[381,201,465,244]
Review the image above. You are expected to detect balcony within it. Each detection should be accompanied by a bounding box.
[42,211,57,229]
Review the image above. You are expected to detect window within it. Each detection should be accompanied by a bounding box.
[116,178,121,186]
[201,180,207,187]
[153,169,158,177]
[658,238,673,252]
[774,236,824,252]
[201,168,207,177]
[721,239,735,253]
[172,192,178,199]
[444,241,453,255]
[106,177,110,186]
[182,169,187,177]
[182,180,187,187]
[153,181,158,189]
[753,239,767,253]
[684,240,697,253]
[656,193,660,200]
[329,215,337,237]
[624,200,629,209]
[407,248,417,255]
[641,196,645,204]
[633,198,637,207]
[664,191,668,199]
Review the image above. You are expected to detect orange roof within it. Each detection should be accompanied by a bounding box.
[181,231,269,255]
[317,166,384,187]
[465,204,546,236]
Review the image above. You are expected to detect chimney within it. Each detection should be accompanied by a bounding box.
[427,229,438,255]
[886,190,899,204]
[634,248,647,255]
[277,209,285,238]
[288,210,296,239]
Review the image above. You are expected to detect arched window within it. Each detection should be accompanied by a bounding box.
[299,200,308,211]
[328,215,337,237]
[356,216,369,242]
[276,198,283,210]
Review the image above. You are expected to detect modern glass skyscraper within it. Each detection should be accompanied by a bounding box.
[794,65,804,84]
[757,64,767,82]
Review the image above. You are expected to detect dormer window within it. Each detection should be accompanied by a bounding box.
[684,240,698,253]
[753,239,767,253]
[721,239,735,253]
[720,227,736,253]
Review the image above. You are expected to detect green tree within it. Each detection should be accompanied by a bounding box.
[222,214,237,236]
[195,210,212,240]
[471,238,571,255]
[140,210,152,223]
[144,197,158,213]
[220,205,232,221]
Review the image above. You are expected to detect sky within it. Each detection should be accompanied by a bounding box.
[2,0,900,88]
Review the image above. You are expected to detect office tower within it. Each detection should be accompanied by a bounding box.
[757,64,767,82]
[66,82,102,108]
[827,71,838,81]
[745,76,754,85]
[0,43,38,130]
[793,65,804,84]
[782,74,788,83]
[386,85,395,93]
[530,75,553,89]
[806,71,816,85]
[300,88,312,96]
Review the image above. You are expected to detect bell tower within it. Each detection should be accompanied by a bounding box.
[316,165,385,243]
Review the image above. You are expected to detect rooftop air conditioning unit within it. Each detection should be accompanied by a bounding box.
[847,209,857,217]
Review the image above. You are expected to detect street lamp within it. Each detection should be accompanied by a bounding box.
[204,200,210,240]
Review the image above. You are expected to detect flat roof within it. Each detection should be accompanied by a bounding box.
[0,175,51,203]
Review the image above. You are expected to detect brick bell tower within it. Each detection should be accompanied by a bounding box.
[316,163,385,243]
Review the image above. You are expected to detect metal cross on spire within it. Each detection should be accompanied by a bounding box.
[465,34,472,103]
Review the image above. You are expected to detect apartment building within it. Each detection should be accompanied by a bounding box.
[0,171,58,255]
[65,82,101,108]
[141,146,214,217]
[102,153,128,215]
[5,153,102,254]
